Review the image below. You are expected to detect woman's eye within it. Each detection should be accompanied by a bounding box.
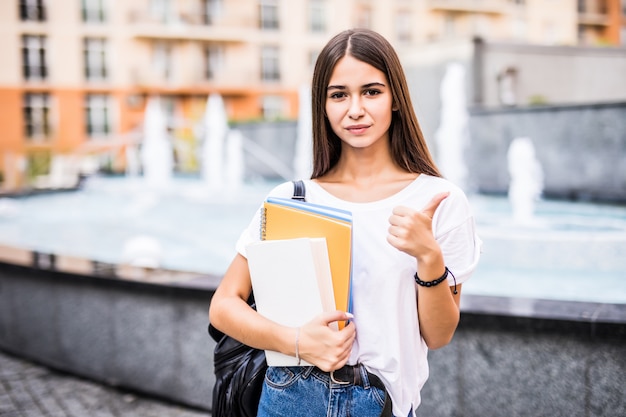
[329,92,346,99]
[364,89,381,96]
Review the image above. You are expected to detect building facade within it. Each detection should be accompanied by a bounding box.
[1,0,624,189]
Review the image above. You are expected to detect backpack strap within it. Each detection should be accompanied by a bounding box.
[292,180,306,201]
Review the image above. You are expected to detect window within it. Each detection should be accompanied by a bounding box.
[395,12,411,43]
[259,0,279,30]
[542,21,557,44]
[511,16,526,40]
[19,0,46,21]
[153,42,172,81]
[308,50,320,70]
[150,0,170,23]
[355,5,371,29]
[160,95,176,128]
[22,35,47,81]
[24,93,51,139]
[85,94,111,136]
[472,14,492,39]
[84,38,108,81]
[261,95,285,120]
[261,46,280,82]
[443,13,456,38]
[82,0,106,23]
[577,25,587,44]
[202,0,222,25]
[204,44,223,80]
[309,0,326,33]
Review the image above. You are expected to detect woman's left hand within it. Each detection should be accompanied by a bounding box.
[387,192,449,261]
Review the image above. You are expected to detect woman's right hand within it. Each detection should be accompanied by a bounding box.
[298,311,356,372]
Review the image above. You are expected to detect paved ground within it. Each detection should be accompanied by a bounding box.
[0,350,211,417]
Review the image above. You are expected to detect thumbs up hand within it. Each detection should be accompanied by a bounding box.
[387,192,449,261]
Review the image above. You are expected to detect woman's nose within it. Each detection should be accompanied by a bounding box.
[348,98,365,119]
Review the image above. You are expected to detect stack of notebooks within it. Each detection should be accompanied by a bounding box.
[246,197,353,366]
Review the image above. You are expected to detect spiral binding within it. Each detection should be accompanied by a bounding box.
[260,206,267,240]
[259,180,304,241]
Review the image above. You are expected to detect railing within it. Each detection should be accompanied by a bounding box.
[427,0,512,14]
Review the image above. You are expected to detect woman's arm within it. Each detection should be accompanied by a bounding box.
[387,192,462,349]
[413,253,462,349]
[208,253,356,371]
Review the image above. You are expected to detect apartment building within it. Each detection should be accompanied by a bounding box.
[0,0,624,188]
[578,0,626,45]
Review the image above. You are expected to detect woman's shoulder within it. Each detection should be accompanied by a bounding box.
[266,180,303,199]
[414,175,466,197]
[416,175,472,211]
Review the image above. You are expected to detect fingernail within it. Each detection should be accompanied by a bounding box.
[345,312,354,319]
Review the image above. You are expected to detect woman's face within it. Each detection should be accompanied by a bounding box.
[325,54,394,151]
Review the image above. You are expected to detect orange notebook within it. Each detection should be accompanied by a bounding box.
[261,197,353,328]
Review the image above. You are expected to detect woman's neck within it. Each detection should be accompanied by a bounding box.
[315,149,418,203]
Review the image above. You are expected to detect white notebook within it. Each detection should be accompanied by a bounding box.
[246,237,336,366]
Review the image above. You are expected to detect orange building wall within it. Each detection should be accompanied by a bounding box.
[0,88,26,186]
[54,89,84,153]
[606,0,624,44]
[0,89,23,153]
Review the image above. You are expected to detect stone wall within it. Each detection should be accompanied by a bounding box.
[418,296,626,417]
[1,259,625,416]
[467,101,626,202]
[473,40,626,108]
[0,262,218,410]
[232,120,299,180]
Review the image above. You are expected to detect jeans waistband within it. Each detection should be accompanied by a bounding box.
[310,364,386,391]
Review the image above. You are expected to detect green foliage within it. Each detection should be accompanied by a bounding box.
[26,151,51,180]
[528,94,548,106]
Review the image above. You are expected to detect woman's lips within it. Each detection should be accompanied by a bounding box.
[346,124,370,134]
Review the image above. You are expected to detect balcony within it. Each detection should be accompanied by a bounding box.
[127,10,251,43]
[130,65,256,93]
[428,0,511,14]
[577,12,610,26]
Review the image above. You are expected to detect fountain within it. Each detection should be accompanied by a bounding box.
[121,234,163,269]
[140,95,173,188]
[293,84,313,180]
[202,93,229,190]
[434,62,469,190]
[224,129,245,190]
[507,137,544,225]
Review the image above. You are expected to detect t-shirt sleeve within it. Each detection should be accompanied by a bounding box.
[432,187,482,285]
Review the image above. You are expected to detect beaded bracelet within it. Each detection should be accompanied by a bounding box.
[414,267,458,294]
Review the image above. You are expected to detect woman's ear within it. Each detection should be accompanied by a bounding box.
[392,102,399,111]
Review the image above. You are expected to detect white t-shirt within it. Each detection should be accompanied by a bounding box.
[236,175,482,417]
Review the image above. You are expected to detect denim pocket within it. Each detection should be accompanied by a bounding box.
[369,384,387,408]
[265,366,307,389]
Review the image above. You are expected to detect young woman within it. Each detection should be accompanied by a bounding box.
[209,28,481,417]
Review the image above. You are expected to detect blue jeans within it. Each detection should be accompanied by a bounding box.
[257,366,387,417]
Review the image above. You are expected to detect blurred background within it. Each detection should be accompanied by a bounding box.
[0,1,625,416]
[1,0,625,191]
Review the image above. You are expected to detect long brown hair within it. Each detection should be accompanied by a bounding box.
[310,28,441,179]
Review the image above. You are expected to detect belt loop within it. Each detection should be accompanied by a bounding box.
[359,364,370,389]
[302,366,315,379]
